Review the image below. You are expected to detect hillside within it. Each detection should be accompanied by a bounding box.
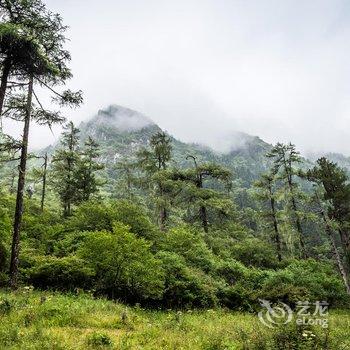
[78,105,272,187]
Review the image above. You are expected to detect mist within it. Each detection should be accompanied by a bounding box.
[3,0,350,155]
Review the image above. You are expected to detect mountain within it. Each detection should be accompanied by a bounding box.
[306,152,350,173]
[78,105,272,187]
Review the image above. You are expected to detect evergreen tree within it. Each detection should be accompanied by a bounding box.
[115,157,138,199]
[254,172,282,261]
[30,152,48,211]
[176,156,232,233]
[311,187,350,294]
[75,136,103,202]
[307,157,350,271]
[1,0,82,288]
[137,131,172,230]
[51,122,80,217]
[266,143,306,257]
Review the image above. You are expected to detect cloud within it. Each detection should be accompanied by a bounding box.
[3,0,350,155]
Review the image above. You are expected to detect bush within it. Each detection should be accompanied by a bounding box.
[230,237,279,269]
[272,323,325,350]
[79,223,164,302]
[28,255,94,290]
[157,251,219,308]
[86,332,113,348]
[216,262,268,310]
[160,226,215,272]
[215,259,247,285]
[0,298,12,315]
[259,259,350,307]
[111,200,158,239]
[68,200,158,240]
[68,201,114,232]
[0,272,8,287]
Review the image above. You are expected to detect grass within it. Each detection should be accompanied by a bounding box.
[0,288,349,349]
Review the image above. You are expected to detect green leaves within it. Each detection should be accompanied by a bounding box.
[79,225,165,301]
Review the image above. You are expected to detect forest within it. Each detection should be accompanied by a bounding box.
[0,1,349,349]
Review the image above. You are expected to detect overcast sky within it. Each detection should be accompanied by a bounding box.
[4,0,350,154]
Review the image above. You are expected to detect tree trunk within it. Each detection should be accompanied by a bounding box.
[283,156,306,258]
[270,196,282,261]
[320,212,350,294]
[0,58,11,126]
[338,228,350,271]
[10,171,15,193]
[9,74,33,289]
[290,186,306,258]
[330,229,350,295]
[200,205,209,233]
[315,190,350,294]
[159,207,167,231]
[40,153,48,212]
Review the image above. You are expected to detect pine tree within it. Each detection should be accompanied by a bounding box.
[75,136,103,202]
[137,132,172,230]
[307,157,350,272]
[311,187,350,294]
[175,156,232,233]
[266,143,306,257]
[115,158,137,199]
[30,152,48,211]
[254,172,282,261]
[1,0,82,288]
[51,122,80,217]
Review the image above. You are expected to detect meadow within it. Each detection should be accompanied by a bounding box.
[0,289,349,350]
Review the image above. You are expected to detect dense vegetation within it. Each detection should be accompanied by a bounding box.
[0,1,350,349]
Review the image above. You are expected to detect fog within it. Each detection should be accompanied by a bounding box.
[3,0,350,155]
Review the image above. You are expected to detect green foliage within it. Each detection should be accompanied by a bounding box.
[160,226,215,272]
[272,323,326,350]
[79,224,164,301]
[110,200,158,239]
[68,200,158,239]
[67,201,113,232]
[259,260,350,306]
[86,332,113,348]
[51,122,81,216]
[74,136,104,202]
[0,289,348,349]
[231,237,279,269]
[0,242,8,272]
[0,298,12,315]
[156,251,219,308]
[28,256,94,290]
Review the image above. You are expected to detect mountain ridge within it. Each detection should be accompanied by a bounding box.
[45,104,350,188]
[76,105,272,187]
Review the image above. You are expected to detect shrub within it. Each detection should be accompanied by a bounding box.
[0,298,12,315]
[215,259,247,285]
[86,332,113,348]
[68,201,114,232]
[68,200,158,240]
[272,323,325,350]
[111,200,158,239]
[0,272,8,287]
[79,224,164,302]
[28,255,94,290]
[157,251,219,308]
[259,259,350,307]
[230,237,279,269]
[160,226,215,272]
